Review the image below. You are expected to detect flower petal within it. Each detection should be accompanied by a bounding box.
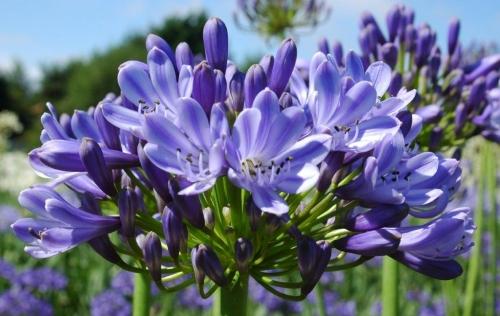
[276,163,320,193]
[251,185,288,215]
[365,61,391,97]
[232,108,261,158]
[175,98,211,151]
[148,47,179,110]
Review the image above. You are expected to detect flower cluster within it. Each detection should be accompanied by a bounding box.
[12,16,473,302]
[319,4,500,151]
[234,0,331,40]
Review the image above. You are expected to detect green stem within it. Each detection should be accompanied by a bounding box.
[213,274,249,316]
[486,143,497,316]
[133,273,151,316]
[463,143,487,316]
[382,257,399,316]
[442,280,459,316]
[315,284,327,316]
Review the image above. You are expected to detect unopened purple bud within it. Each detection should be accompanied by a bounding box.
[317,151,345,192]
[137,144,172,203]
[416,104,441,124]
[454,103,467,134]
[405,25,417,52]
[415,27,433,67]
[388,72,403,96]
[228,71,245,112]
[359,27,376,56]
[429,127,443,151]
[466,77,486,109]
[359,12,386,44]
[59,113,75,138]
[193,62,216,114]
[246,196,262,231]
[168,179,205,229]
[332,41,344,66]
[396,111,413,137]
[143,232,162,285]
[268,38,297,96]
[428,48,441,78]
[386,6,401,42]
[175,42,194,69]
[390,251,462,280]
[79,138,116,196]
[214,69,227,103]
[235,237,253,271]
[485,71,499,90]
[332,229,401,256]
[450,44,462,70]
[278,92,294,108]
[318,37,329,54]
[193,244,227,286]
[259,55,274,79]
[464,55,500,84]
[94,105,120,150]
[298,237,331,295]
[88,236,127,266]
[345,205,409,232]
[447,18,460,56]
[379,43,398,68]
[162,205,187,260]
[146,34,177,72]
[118,187,137,237]
[203,17,228,72]
[244,64,267,107]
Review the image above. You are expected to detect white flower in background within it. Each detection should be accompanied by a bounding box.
[0,151,40,195]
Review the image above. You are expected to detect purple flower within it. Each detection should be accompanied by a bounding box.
[0,289,53,316]
[142,99,227,195]
[0,260,16,282]
[12,186,120,258]
[111,272,134,296]
[14,267,67,292]
[226,89,331,215]
[91,289,131,316]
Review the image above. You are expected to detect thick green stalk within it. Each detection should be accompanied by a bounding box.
[442,280,459,316]
[486,143,497,316]
[463,143,487,316]
[213,274,249,316]
[382,257,399,316]
[133,272,151,316]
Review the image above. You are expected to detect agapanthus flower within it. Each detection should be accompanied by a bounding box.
[12,186,120,258]
[226,89,331,215]
[91,289,131,316]
[14,267,67,293]
[0,289,53,316]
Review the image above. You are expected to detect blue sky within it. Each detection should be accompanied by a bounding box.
[1,0,499,82]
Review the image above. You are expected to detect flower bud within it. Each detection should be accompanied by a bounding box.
[168,179,205,229]
[317,151,345,192]
[429,127,443,151]
[79,138,116,196]
[234,237,253,271]
[379,43,398,68]
[203,207,215,230]
[162,204,187,260]
[415,27,433,67]
[485,71,499,90]
[359,26,376,56]
[94,105,120,150]
[466,77,486,110]
[464,54,500,84]
[244,64,267,107]
[359,12,385,44]
[416,104,441,124]
[332,229,401,256]
[268,38,297,96]
[345,205,409,232]
[193,244,227,286]
[386,6,401,42]
[447,18,460,56]
[454,103,467,134]
[390,251,462,280]
[229,71,245,112]
[332,41,344,67]
[318,37,329,54]
[118,187,137,237]
[143,232,162,285]
[146,34,176,72]
[203,17,228,72]
[259,55,274,80]
[297,237,331,295]
[214,69,227,103]
[175,42,194,69]
[137,144,172,203]
[405,25,417,52]
[246,196,262,231]
[193,62,216,114]
[388,72,403,96]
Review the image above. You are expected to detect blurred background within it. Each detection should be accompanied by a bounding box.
[0,0,498,315]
